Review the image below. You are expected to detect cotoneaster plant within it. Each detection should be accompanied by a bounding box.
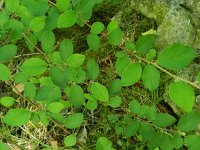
[0,0,200,150]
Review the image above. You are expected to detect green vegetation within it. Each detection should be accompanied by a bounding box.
[0,0,200,150]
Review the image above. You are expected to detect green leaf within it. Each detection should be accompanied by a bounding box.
[135,34,157,54]
[49,66,67,89]
[48,102,64,113]
[177,111,200,132]
[86,100,97,110]
[20,58,47,76]
[74,69,86,84]
[64,134,77,147]
[78,0,96,13]
[146,49,157,60]
[68,85,85,107]
[138,122,155,141]
[0,44,17,62]
[108,79,122,95]
[24,82,36,99]
[0,142,9,150]
[59,38,73,62]
[87,33,101,51]
[38,111,50,126]
[86,59,99,80]
[142,65,160,92]
[158,133,174,150]
[121,63,142,86]
[43,9,59,31]
[3,109,31,126]
[124,119,140,137]
[56,0,70,12]
[172,134,183,149]
[0,96,15,107]
[125,41,135,51]
[48,112,65,124]
[0,64,10,81]
[48,52,65,65]
[64,113,84,129]
[67,54,85,68]
[34,85,61,103]
[22,1,49,16]
[108,28,123,46]
[9,19,25,34]
[184,135,200,150]
[107,20,118,33]
[109,96,122,108]
[0,12,9,27]
[91,82,109,102]
[115,55,130,76]
[96,137,112,150]
[14,72,30,83]
[57,10,78,28]
[129,99,141,115]
[91,22,105,34]
[30,16,46,32]
[64,67,76,82]
[41,31,55,53]
[151,113,176,127]
[158,44,196,70]
[169,81,195,112]
[5,0,20,12]
[76,9,92,26]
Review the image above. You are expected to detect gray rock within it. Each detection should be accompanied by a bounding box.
[117,0,200,50]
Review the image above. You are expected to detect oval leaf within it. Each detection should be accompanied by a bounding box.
[91,82,109,102]
[135,34,157,54]
[91,22,105,34]
[87,33,101,51]
[177,111,200,132]
[108,28,123,46]
[41,31,55,53]
[86,58,99,80]
[64,134,77,147]
[57,10,78,28]
[64,113,84,129]
[121,63,142,86]
[30,16,46,32]
[0,96,15,107]
[0,64,10,81]
[67,54,85,68]
[169,81,195,112]
[49,66,67,89]
[68,85,85,107]
[48,102,64,113]
[3,109,32,126]
[142,65,160,92]
[152,113,176,128]
[0,44,17,62]
[56,0,70,12]
[59,38,73,62]
[24,82,36,99]
[158,44,195,71]
[20,58,47,76]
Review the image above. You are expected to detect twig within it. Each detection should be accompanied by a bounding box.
[128,51,200,90]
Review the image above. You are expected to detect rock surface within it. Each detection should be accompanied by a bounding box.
[117,0,200,50]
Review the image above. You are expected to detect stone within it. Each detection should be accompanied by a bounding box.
[116,0,200,50]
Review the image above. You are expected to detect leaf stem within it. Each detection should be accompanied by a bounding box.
[22,33,50,63]
[127,51,200,90]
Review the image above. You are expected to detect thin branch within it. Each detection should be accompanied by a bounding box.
[22,33,50,62]
[0,0,4,10]
[128,51,200,90]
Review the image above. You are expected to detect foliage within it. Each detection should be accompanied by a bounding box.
[0,0,200,149]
